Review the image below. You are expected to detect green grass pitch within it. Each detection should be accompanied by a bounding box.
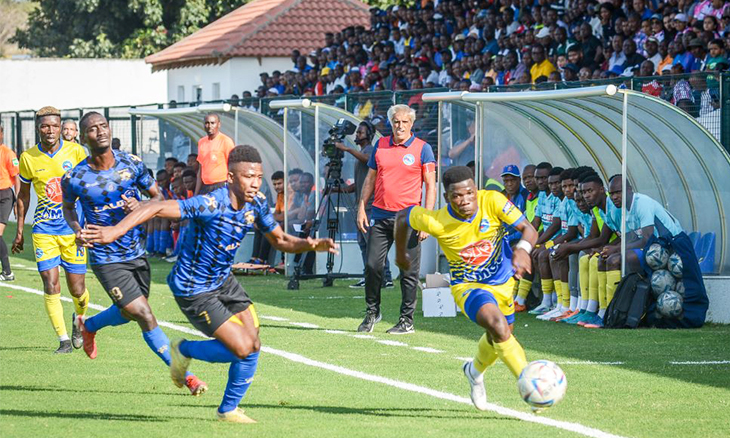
[1,223,729,438]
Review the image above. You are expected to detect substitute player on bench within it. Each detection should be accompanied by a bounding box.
[394,166,537,410]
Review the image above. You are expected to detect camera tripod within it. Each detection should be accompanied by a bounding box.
[286,175,361,290]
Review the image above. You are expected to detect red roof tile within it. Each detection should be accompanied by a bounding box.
[146,0,370,71]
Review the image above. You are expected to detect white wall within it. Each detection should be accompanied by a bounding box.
[0,59,167,112]
[166,57,292,102]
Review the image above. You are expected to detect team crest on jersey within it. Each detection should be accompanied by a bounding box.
[12,158,19,167]
[202,195,217,210]
[459,239,494,266]
[62,160,73,171]
[402,154,415,166]
[117,168,133,181]
[129,154,141,162]
[45,177,63,203]
[35,248,43,259]
[479,219,489,233]
[503,201,516,216]
[244,211,255,224]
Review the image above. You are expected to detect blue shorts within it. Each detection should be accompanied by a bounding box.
[456,280,516,326]
[632,248,647,271]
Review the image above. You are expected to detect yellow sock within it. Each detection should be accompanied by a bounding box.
[561,279,570,307]
[597,270,607,310]
[579,255,590,302]
[517,279,532,299]
[553,280,563,307]
[473,334,498,373]
[72,289,89,316]
[589,255,599,303]
[44,293,67,339]
[606,270,622,305]
[494,335,528,378]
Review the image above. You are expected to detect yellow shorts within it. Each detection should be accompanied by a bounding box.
[32,233,87,273]
[451,278,516,324]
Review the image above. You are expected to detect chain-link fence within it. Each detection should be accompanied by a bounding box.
[1,73,727,172]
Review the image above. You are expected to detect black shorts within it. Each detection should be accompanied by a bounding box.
[174,275,252,337]
[0,188,15,224]
[91,257,151,308]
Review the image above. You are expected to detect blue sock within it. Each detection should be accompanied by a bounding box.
[142,326,172,367]
[179,339,240,363]
[84,305,129,333]
[146,231,155,253]
[154,230,162,253]
[160,230,172,253]
[219,352,259,414]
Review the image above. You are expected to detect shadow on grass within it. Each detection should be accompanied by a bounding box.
[174,403,516,421]
[0,384,187,398]
[0,346,48,352]
[0,408,169,422]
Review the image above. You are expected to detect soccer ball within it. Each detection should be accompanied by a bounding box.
[517,360,567,411]
[651,269,676,298]
[657,291,683,319]
[675,280,685,297]
[667,253,683,279]
[645,243,669,270]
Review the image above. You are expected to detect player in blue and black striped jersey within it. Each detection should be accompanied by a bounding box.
[61,112,207,396]
[84,144,338,424]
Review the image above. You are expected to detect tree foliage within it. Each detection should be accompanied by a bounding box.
[12,0,249,58]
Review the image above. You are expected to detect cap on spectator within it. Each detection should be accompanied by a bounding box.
[309,50,317,57]
[378,61,390,70]
[454,34,466,41]
[651,13,662,21]
[267,88,279,95]
[662,64,673,73]
[674,13,688,22]
[370,64,380,73]
[433,13,443,20]
[349,67,360,73]
[564,63,580,72]
[536,27,551,39]
[501,164,521,177]
[321,67,331,76]
[468,29,480,38]
[688,38,703,48]
[647,36,659,44]
[477,10,488,18]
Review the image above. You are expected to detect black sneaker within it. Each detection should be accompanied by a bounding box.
[386,317,415,335]
[71,313,83,349]
[54,340,73,354]
[349,279,366,289]
[383,279,394,289]
[357,311,382,333]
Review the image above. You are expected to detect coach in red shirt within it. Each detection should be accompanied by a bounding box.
[356,104,436,335]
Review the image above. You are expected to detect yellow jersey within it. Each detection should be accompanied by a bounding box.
[19,140,87,235]
[408,190,525,286]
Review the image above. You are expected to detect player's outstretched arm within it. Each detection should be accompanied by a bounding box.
[263,225,338,254]
[82,200,181,245]
[393,209,412,270]
[512,220,538,279]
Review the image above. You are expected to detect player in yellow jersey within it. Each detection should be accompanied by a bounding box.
[12,106,90,354]
[394,166,538,410]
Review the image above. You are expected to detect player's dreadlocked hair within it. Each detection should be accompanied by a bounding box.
[442,166,474,191]
[79,111,104,131]
[35,106,61,123]
[228,145,262,165]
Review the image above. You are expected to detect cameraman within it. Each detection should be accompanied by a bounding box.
[336,121,394,289]
[356,104,436,335]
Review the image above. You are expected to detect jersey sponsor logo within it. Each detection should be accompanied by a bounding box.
[224,241,241,251]
[35,248,44,259]
[202,194,217,210]
[94,199,125,213]
[459,239,494,266]
[11,158,19,167]
[39,207,64,220]
[45,177,63,203]
[479,219,490,233]
[62,160,73,171]
[402,154,415,166]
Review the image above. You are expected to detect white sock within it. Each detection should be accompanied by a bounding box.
[539,293,551,308]
[59,334,70,342]
[569,296,578,311]
[550,292,557,307]
[468,361,483,380]
[598,308,606,318]
[516,296,526,306]
[587,299,599,313]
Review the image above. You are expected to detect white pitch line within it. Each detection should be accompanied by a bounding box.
[0,282,634,438]
[351,334,375,339]
[377,339,408,347]
[259,315,289,322]
[455,356,472,362]
[290,322,319,329]
[670,360,730,365]
[411,347,444,354]
[324,329,347,335]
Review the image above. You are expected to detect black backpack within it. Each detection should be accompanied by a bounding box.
[603,273,652,329]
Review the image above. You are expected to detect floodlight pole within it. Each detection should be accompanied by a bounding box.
[234,108,239,144]
[475,102,483,188]
[436,101,443,268]
[621,91,628,277]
